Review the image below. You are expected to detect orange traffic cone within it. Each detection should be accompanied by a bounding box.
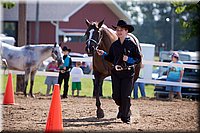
[3,73,15,105]
[45,84,63,132]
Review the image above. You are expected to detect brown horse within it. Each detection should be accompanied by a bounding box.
[85,19,141,118]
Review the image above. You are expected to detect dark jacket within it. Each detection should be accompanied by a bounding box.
[105,37,141,66]
[104,37,141,77]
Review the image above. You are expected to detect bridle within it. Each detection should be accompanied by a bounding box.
[51,47,61,61]
[85,28,109,71]
[85,29,103,51]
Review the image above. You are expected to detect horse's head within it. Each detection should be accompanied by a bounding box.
[85,19,104,56]
[52,43,63,65]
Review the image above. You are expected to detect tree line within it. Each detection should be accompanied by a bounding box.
[117,1,199,54]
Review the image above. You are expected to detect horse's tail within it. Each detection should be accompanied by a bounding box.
[128,33,141,52]
[128,33,143,83]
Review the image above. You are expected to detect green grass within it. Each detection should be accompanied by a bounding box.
[154,56,159,61]
[0,74,155,98]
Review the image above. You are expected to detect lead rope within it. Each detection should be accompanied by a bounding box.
[98,32,110,72]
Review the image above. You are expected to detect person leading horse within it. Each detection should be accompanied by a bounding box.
[85,19,141,122]
[97,20,141,124]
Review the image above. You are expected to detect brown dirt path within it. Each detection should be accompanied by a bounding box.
[1,94,199,132]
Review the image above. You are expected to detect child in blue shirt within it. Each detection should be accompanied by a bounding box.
[58,46,72,98]
[166,52,184,101]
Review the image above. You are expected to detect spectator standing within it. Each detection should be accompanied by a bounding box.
[166,52,184,101]
[70,61,84,96]
[58,46,72,98]
[44,60,59,96]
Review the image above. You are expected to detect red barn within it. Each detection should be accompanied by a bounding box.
[3,0,131,53]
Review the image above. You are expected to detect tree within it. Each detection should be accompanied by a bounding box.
[117,1,199,52]
[1,1,15,9]
[173,1,200,39]
[117,1,174,51]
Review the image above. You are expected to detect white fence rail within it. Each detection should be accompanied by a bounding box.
[143,60,199,69]
[1,58,199,88]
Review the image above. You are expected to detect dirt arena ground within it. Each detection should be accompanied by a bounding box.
[1,93,199,132]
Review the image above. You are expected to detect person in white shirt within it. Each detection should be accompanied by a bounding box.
[70,61,84,96]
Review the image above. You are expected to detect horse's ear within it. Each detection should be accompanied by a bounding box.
[98,19,104,28]
[54,42,57,47]
[85,19,90,27]
[59,42,62,47]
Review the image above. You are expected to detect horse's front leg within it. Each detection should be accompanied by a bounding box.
[24,69,30,97]
[2,59,8,74]
[94,73,104,118]
[29,70,37,98]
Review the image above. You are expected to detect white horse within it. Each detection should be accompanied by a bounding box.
[0,42,63,97]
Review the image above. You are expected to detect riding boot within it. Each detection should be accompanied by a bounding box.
[117,107,122,119]
[121,110,131,124]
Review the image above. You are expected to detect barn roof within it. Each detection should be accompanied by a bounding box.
[3,0,131,23]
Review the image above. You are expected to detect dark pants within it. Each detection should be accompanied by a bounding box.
[111,71,133,122]
[58,72,70,98]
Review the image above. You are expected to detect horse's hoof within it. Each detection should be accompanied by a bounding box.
[24,94,28,98]
[97,108,104,119]
[29,94,35,98]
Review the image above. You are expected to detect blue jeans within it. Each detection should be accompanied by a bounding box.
[133,82,146,99]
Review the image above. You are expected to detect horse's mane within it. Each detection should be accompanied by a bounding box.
[128,33,140,46]
[100,24,118,45]
[26,44,54,47]
[101,24,116,35]
[2,42,54,48]
[89,22,115,34]
[88,22,141,52]
[100,24,140,51]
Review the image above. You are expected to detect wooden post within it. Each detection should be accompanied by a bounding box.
[16,2,26,92]
[18,2,26,46]
[35,0,40,44]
